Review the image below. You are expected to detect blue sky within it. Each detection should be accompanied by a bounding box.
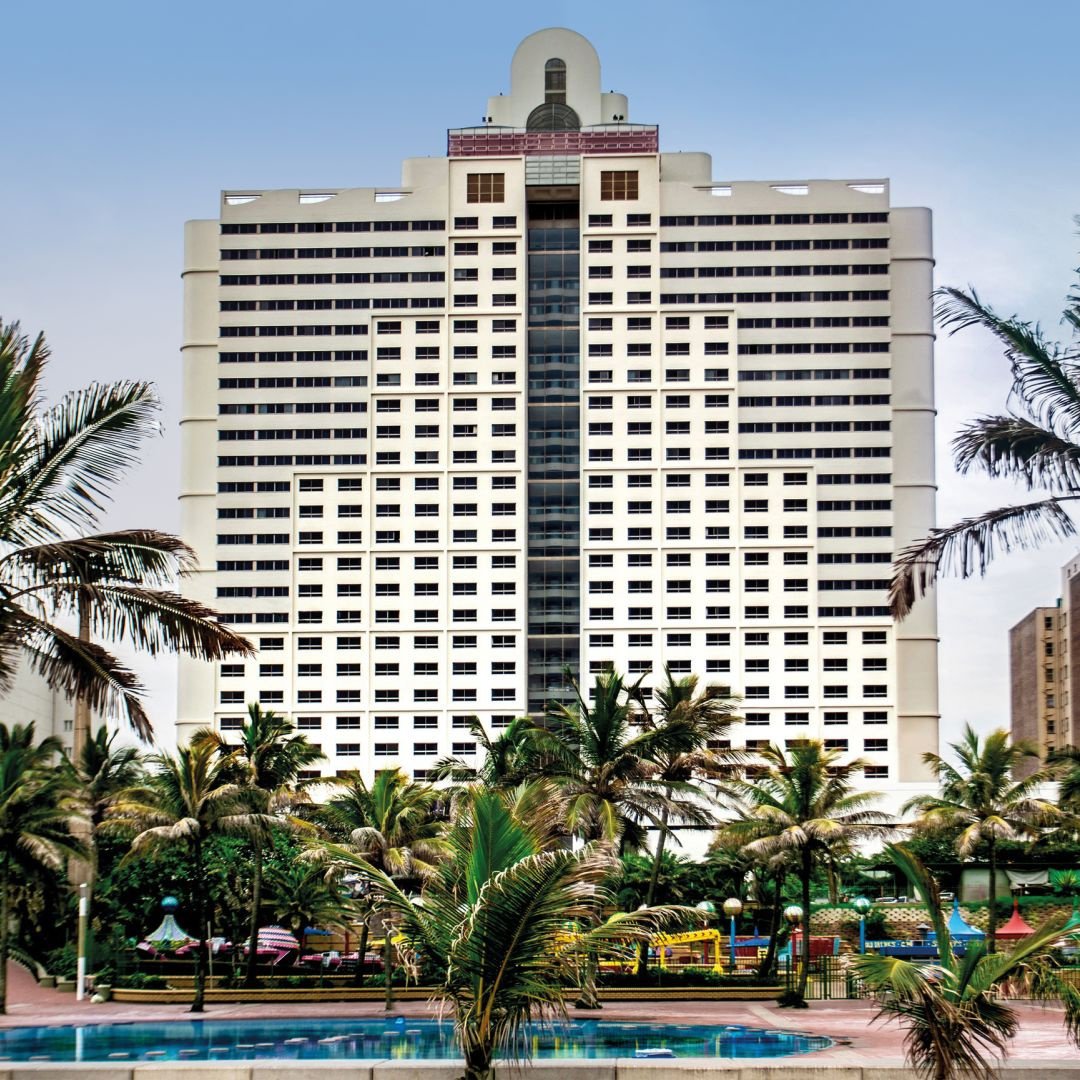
[3,0,1078,746]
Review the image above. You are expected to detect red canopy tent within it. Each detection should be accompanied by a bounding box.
[995,899,1035,943]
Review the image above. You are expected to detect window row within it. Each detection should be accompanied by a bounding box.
[222,248,446,261]
[221,220,446,234]
[661,238,889,253]
[659,212,888,227]
[661,290,890,305]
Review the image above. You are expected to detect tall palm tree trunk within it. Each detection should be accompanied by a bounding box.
[794,847,812,1006]
[759,874,783,979]
[191,837,207,1013]
[636,808,670,980]
[987,836,999,954]
[243,838,263,988]
[72,593,93,763]
[0,853,9,1015]
[463,1043,494,1080]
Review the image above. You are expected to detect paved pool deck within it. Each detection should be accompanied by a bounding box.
[4,963,1078,1071]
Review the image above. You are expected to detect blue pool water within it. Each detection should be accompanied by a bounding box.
[0,1018,832,1062]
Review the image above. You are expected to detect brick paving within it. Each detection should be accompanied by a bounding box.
[3,963,1076,1065]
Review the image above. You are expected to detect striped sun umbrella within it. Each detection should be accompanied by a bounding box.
[257,925,300,952]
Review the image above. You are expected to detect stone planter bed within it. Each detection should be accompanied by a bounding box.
[110,986,783,1005]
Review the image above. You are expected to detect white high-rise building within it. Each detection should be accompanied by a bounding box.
[179,28,939,801]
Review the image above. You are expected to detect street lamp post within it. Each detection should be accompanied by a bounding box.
[75,882,89,1002]
[723,898,743,974]
[852,896,872,954]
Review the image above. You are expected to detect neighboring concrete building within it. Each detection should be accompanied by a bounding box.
[4,655,82,758]
[178,27,939,801]
[1010,553,1080,759]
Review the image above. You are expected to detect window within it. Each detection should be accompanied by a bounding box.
[466,173,505,203]
[600,171,639,200]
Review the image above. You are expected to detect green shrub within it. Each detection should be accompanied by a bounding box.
[115,972,167,989]
[45,944,77,979]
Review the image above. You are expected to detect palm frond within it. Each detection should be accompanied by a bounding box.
[935,286,1080,433]
[952,414,1080,492]
[889,497,1078,618]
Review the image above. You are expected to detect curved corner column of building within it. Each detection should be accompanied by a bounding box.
[177,219,221,749]
[889,206,939,782]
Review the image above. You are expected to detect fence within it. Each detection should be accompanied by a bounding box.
[779,957,867,1000]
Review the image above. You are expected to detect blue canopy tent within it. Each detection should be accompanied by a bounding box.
[926,898,984,945]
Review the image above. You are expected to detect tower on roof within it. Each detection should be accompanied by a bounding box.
[482,28,629,129]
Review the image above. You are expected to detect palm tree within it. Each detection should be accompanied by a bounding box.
[1048,745,1080,811]
[854,843,1080,1080]
[194,704,323,987]
[107,742,272,1011]
[431,715,545,789]
[262,860,352,958]
[76,726,144,834]
[712,812,794,980]
[318,783,689,1080]
[903,725,1058,951]
[71,725,144,975]
[724,740,890,1006]
[320,768,447,1006]
[542,669,717,852]
[890,272,1080,617]
[0,320,251,750]
[629,666,739,976]
[0,722,85,1013]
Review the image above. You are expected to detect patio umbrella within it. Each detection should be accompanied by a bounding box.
[995,899,1035,943]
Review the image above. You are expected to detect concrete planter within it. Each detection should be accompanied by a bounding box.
[110,985,783,1005]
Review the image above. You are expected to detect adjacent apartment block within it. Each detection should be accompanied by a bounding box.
[1009,553,1080,760]
[179,28,939,797]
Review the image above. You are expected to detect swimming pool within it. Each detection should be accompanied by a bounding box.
[0,1018,832,1062]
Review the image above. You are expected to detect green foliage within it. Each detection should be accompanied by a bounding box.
[45,944,77,979]
[904,725,1059,950]
[854,844,1080,1080]
[890,266,1080,617]
[542,668,719,852]
[0,320,250,741]
[320,783,693,1080]
[720,740,889,1004]
[0,722,87,1013]
[115,972,167,989]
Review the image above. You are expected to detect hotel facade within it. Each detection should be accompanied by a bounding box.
[179,28,939,799]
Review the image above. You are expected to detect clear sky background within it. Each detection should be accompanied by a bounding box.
[2,0,1078,750]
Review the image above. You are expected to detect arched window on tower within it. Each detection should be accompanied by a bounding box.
[545,58,567,104]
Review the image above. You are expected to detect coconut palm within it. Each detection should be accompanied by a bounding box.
[629,667,739,976]
[320,768,447,1006]
[107,742,272,1011]
[76,725,144,833]
[853,843,1080,1080]
[712,811,795,979]
[1048,745,1080,812]
[542,668,718,852]
[0,320,251,749]
[262,860,352,957]
[723,740,890,1006]
[0,722,85,1014]
[69,725,145,973]
[194,704,324,987]
[903,725,1058,951]
[318,783,690,1080]
[890,272,1080,617]
[430,715,546,789]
